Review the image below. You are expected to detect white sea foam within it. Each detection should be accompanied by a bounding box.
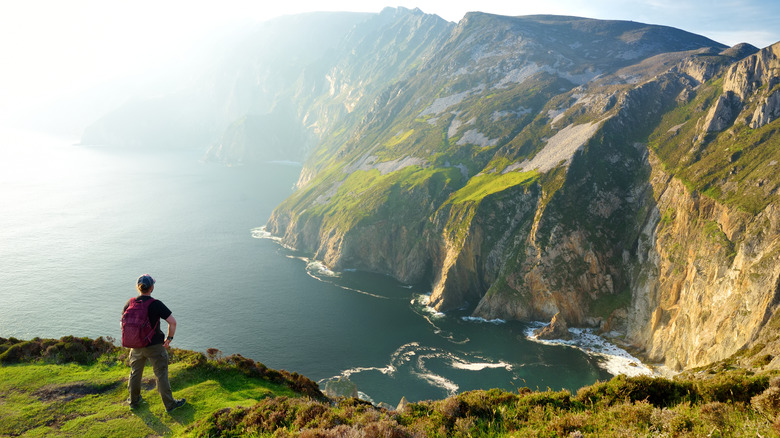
[450,359,513,371]
[338,364,396,378]
[408,295,470,343]
[306,260,338,277]
[525,323,653,377]
[412,293,445,318]
[304,263,389,299]
[357,392,375,404]
[461,316,506,324]
[277,255,391,299]
[250,226,282,242]
[331,342,523,402]
[414,372,459,395]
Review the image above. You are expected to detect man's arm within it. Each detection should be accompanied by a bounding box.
[163,315,177,348]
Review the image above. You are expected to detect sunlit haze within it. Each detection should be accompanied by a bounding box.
[1,0,778,133]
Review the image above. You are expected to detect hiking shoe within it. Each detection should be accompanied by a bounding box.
[166,398,186,413]
[128,397,145,410]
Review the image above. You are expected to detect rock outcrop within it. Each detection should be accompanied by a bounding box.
[534,313,572,340]
[323,377,359,399]
[751,89,780,129]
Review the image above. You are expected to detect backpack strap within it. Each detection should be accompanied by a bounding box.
[140,297,159,337]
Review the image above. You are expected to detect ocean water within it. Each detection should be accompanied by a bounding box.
[0,129,641,405]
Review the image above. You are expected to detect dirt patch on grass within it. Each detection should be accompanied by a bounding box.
[34,380,123,402]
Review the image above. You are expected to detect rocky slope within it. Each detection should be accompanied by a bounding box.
[84,9,780,372]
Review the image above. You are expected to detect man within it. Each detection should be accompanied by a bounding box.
[124,274,186,412]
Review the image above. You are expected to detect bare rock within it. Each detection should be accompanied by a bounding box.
[535,312,572,340]
[396,396,409,412]
[750,89,780,129]
[702,92,741,133]
[323,377,358,399]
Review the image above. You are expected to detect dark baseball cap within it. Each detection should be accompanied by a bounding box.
[137,274,156,288]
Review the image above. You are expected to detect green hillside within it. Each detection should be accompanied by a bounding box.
[0,336,320,437]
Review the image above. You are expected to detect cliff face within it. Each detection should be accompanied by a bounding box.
[86,9,780,372]
[269,27,780,371]
[629,158,780,369]
[625,44,780,369]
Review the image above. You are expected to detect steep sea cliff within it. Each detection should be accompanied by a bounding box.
[85,9,780,373]
[265,19,780,372]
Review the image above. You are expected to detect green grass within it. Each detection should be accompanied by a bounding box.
[385,129,415,147]
[0,361,296,437]
[447,170,539,205]
[307,165,463,234]
[0,337,318,438]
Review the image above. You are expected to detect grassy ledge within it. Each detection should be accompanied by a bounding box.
[1,336,779,437]
[0,336,321,438]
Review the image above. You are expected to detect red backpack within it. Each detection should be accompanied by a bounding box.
[121,297,159,348]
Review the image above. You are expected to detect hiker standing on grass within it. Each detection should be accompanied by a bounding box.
[122,274,186,412]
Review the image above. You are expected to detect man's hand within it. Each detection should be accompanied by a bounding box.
[164,315,177,349]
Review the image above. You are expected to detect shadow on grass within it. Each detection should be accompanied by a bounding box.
[130,403,173,435]
[167,402,196,425]
[169,365,291,396]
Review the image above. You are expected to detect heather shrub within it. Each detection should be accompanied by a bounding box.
[191,396,411,438]
[576,375,694,407]
[207,353,325,400]
[607,399,654,426]
[549,411,588,436]
[0,336,120,365]
[520,389,576,409]
[751,378,780,419]
[752,354,773,368]
[696,371,768,403]
[0,339,43,363]
[44,340,89,364]
[699,401,731,428]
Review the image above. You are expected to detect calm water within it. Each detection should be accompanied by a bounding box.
[0,129,611,405]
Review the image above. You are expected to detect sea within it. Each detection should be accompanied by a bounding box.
[0,128,651,406]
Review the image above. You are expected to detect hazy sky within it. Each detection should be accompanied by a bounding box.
[1,0,778,130]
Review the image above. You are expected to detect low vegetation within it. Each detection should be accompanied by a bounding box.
[2,336,779,437]
[0,336,320,437]
[192,372,780,437]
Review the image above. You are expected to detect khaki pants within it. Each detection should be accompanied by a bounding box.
[128,343,176,410]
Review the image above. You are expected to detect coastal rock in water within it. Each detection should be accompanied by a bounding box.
[535,313,572,340]
[323,377,358,399]
[396,396,409,412]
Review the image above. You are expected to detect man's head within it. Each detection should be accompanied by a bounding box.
[137,274,155,294]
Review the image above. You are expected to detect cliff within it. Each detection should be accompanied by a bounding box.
[266,21,780,372]
[83,9,780,373]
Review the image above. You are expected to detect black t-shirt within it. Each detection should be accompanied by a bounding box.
[123,295,172,346]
